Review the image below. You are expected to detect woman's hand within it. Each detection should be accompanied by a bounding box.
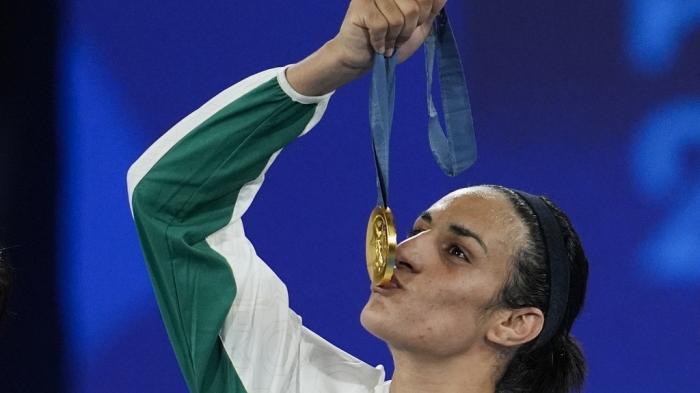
[333,0,447,69]
[287,0,447,96]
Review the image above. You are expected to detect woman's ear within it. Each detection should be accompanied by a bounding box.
[486,307,544,348]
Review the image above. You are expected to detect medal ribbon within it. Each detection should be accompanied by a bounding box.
[369,50,397,208]
[425,10,477,176]
[369,10,476,208]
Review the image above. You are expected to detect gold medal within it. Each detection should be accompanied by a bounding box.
[366,205,397,286]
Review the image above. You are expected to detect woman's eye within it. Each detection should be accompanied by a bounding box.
[448,245,470,262]
[407,228,424,238]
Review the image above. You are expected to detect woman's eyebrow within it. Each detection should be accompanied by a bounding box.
[419,211,488,255]
[419,211,432,223]
[449,224,488,255]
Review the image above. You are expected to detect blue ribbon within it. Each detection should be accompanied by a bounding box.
[425,10,477,176]
[369,10,476,207]
[370,51,397,207]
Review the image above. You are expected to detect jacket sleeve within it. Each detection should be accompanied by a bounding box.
[127,67,332,393]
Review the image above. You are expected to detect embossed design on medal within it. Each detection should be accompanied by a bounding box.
[373,215,386,274]
[366,207,397,285]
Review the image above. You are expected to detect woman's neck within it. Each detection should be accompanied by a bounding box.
[388,346,501,393]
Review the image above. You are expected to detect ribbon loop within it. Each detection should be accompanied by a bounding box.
[425,10,477,176]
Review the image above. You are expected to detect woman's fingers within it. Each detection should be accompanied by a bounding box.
[373,0,406,57]
[372,0,438,57]
[395,16,433,63]
[414,0,434,26]
[394,0,421,46]
[364,2,390,54]
[339,0,446,65]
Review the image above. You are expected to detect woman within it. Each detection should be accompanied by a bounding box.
[128,1,588,392]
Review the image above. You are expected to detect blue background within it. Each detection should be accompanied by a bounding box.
[59,1,700,392]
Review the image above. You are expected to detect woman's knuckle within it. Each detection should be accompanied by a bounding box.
[369,14,388,32]
[403,2,419,20]
[387,14,404,30]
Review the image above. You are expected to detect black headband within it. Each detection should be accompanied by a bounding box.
[512,190,570,349]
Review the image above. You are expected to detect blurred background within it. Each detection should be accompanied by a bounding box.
[1,0,699,392]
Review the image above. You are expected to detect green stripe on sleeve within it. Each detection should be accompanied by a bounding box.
[131,77,318,393]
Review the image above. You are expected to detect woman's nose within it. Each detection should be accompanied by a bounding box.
[394,231,429,274]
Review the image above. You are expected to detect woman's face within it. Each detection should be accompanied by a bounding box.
[360,187,526,357]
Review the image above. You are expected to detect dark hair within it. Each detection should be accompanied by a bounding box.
[486,185,588,393]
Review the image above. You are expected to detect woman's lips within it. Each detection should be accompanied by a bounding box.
[372,275,403,293]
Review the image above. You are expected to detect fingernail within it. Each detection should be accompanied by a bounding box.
[377,46,385,54]
[385,47,394,57]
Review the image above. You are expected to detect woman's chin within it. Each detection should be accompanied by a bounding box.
[360,300,392,340]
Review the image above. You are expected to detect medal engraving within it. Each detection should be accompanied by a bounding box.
[366,206,397,285]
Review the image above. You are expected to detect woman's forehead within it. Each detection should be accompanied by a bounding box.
[430,187,509,213]
[425,187,525,242]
